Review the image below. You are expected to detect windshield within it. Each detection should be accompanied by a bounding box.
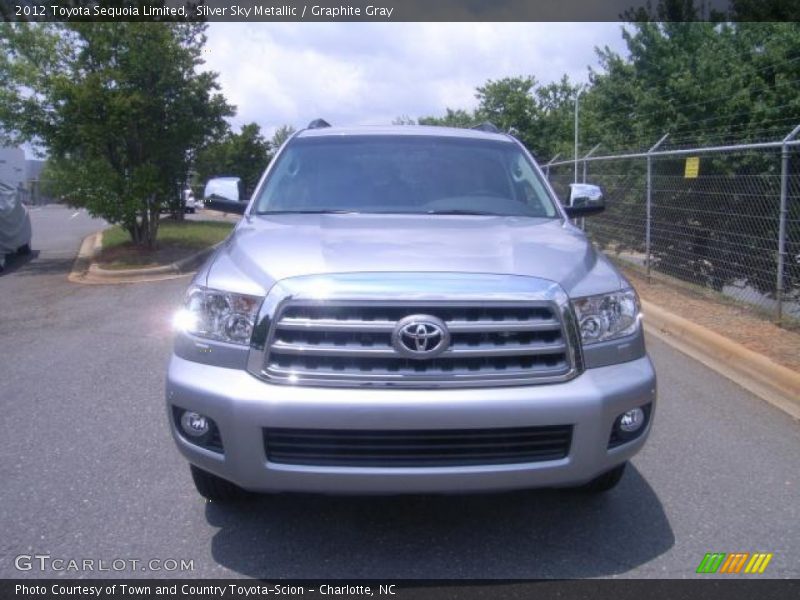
[254,135,559,218]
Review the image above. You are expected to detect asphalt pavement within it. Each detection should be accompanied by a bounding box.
[1,205,798,579]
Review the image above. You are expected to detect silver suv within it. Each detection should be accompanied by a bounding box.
[167,122,656,501]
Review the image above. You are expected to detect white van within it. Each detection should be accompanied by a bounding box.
[0,181,32,272]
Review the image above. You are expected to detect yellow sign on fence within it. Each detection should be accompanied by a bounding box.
[685,156,700,178]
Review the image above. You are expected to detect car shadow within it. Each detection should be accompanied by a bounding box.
[0,250,82,278]
[0,249,40,276]
[205,464,673,578]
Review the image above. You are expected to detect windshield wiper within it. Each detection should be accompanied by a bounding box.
[257,209,359,215]
[258,209,522,216]
[424,210,506,216]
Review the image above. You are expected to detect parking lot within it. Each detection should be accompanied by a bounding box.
[1,205,798,579]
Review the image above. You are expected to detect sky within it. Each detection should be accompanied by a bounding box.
[202,23,629,138]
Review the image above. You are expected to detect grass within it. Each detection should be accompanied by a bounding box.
[98,219,235,270]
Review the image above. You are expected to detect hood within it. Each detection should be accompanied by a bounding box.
[203,213,625,298]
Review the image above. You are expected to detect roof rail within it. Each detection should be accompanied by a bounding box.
[307,119,331,129]
[471,122,501,134]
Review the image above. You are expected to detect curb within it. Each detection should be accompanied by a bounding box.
[67,232,101,283]
[642,300,800,421]
[69,231,219,284]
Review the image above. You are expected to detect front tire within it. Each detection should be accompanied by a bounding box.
[190,465,250,502]
[17,243,31,255]
[574,462,627,493]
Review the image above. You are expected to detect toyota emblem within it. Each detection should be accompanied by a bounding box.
[391,315,450,359]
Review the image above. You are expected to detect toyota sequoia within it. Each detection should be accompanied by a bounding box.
[167,121,656,501]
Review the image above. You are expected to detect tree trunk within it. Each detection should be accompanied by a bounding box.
[146,205,160,250]
[139,208,150,247]
[126,223,139,244]
[125,196,165,248]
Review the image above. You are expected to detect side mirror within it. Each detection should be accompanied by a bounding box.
[205,195,247,215]
[565,183,605,218]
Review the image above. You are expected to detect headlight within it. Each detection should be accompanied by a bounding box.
[572,289,640,345]
[174,285,262,345]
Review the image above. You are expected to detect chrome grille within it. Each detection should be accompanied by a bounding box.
[261,301,578,387]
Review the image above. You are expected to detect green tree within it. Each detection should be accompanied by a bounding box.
[728,0,800,20]
[419,77,579,158]
[392,115,416,125]
[418,108,475,128]
[583,13,800,297]
[0,22,233,247]
[194,122,271,198]
[586,19,800,150]
[529,77,581,159]
[474,76,538,145]
[270,124,297,151]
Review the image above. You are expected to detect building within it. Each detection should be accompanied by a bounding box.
[0,146,26,190]
[26,159,45,183]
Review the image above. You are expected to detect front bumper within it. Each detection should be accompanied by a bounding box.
[166,354,656,494]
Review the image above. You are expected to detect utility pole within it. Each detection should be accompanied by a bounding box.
[574,84,585,183]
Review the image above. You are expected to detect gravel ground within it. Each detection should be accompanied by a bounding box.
[623,267,800,372]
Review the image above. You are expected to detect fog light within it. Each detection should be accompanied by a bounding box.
[180,411,210,438]
[619,407,645,433]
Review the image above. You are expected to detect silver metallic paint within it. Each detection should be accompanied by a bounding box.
[168,125,655,493]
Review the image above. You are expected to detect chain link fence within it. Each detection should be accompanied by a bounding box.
[546,132,800,326]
